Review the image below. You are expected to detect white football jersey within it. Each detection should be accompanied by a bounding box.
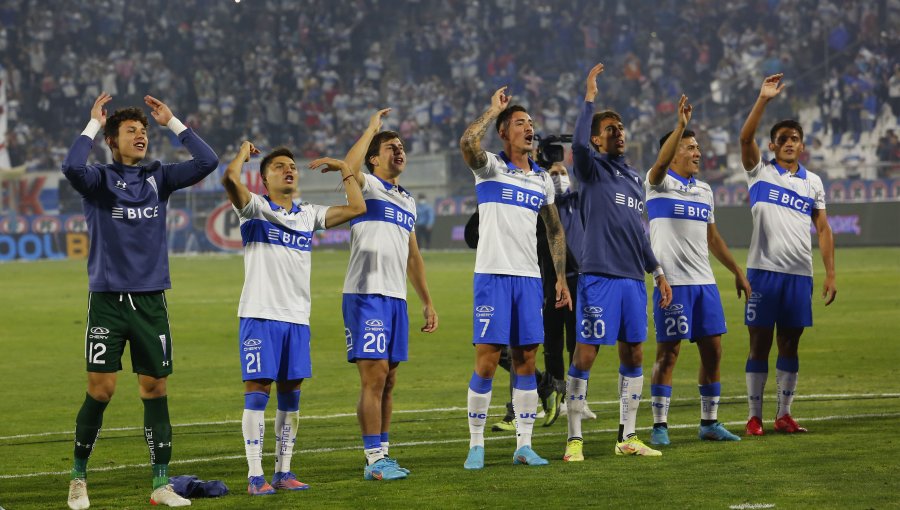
[746,158,826,276]
[343,172,416,299]
[645,170,716,286]
[473,151,554,278]
[235,193,329,324]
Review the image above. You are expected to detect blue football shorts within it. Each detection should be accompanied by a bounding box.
[343,294,409,363]
[745,269,813,328]
[653,284,727,342]
[472,273,544,346]
[238,317,311,382]
[576,274,648,345]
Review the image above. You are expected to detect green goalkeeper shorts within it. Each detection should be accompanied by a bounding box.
[83,291,174,378]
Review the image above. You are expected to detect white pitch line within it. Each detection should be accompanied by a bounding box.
[1,392,898,442]
[1,411,898,480]
[729,504,776,509]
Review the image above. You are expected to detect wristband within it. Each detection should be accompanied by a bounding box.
[652,267,665,279]
[81,119,101,139]
[342,174,354,183]
[166,117,188,135]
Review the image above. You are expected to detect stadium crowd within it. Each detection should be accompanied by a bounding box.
[2,0,900,177]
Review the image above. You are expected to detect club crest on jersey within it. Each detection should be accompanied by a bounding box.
[115,180,127,190]
[614,193,644,212]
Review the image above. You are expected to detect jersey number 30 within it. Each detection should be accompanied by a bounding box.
[581,319,606,339]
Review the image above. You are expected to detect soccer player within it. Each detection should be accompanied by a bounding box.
[739,74,836,435]
[341,109,438,481]
[461,87,572,470]
[645,102,751,445]
[62,93,219,509]
[221,142,366,495]
[564,63,673,462]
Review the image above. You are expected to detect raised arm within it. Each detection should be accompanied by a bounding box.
[572,63,604,182]
[407,234,438,333]
[146,95,219,190]
[739,74,785,170]
[647,95,692,186]
[61,93,112,194]
[460,86,509,170]
[539,203,572,310]
[221,141,258,209]
[812,209,837,305]
[308,157,367,228]
[707,223,752,301]
[344,108,391,188]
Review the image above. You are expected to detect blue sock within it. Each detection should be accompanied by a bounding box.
[468,372,493,394]
[276,390,301,412]
[244,391,269,411]
[568,364,590,380]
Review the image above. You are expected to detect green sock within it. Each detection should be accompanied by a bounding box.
[142,396,173,489]
[152,464,169,490]
[72,393,109,480]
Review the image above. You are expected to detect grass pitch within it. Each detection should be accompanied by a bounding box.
[1,248,899,509]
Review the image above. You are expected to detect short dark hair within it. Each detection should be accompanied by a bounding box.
[658,129,696,148]
[590,110,623,151]
[259,147,295,178]
[770,119,804,143]
[103,107,148,139]
[495,105,528,133]
[365,130,402,172]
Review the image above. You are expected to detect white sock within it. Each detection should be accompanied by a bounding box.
[565,376,588,439]
[274,410,299,474]
[512,388,539,449]
[700,395,719,421]
[467,388,491,448]
[651,395,670,424]
[775,369,798,418]
[364,446,385,465]
[381,441,389,456]
[241,409,265,477]
[620,375,644,438]
[746,372,767,419]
